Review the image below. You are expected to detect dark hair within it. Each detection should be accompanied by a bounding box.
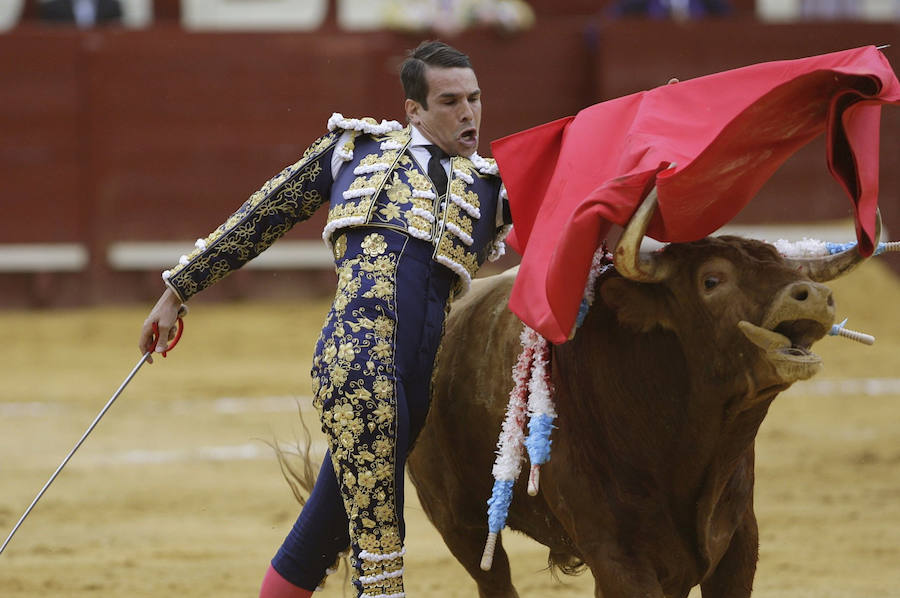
[400,41,472,109]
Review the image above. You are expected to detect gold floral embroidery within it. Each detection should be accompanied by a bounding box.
[311,232,409,594]
[378,202,402,221]
[166,134,336,299]
[327,200,369,223]
[361,233,387,256]
[333,234,347,260]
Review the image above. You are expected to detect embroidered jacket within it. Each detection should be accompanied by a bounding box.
[163,115,510,302]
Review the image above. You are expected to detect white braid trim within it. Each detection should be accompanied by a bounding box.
[359,547,406,562]
[161,270,171,280]
[359,568,405,584]
[178,255,190,266]
[412,189,436,200]
[489,224,513,262]
[407,226,432,241]
[336,145,354,161]
[194,238,207,251]
[360,592,405,598]
[435,254,472,295]
[500,185,508,201]
[353,162,391,175]
[342,186,377,200]
[327,113,403,135]
[450,193,481,219]
[322,216,367,250]
[470,152,499,176]
[445,222,474,246]
[410,206,436,223]
[772,238,829,258]
[453,168,475,185]
[380,140,404,150]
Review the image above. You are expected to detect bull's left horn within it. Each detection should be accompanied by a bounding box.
[614,185,672,283]
[783,210,883,282]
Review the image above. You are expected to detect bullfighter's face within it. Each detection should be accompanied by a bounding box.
[405,65,482,157]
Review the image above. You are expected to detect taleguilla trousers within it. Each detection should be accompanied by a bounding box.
[271,227,456,597]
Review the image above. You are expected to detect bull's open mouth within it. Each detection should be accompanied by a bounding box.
[737,319,827,367]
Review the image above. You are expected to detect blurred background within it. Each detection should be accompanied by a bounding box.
[0,0,898,309]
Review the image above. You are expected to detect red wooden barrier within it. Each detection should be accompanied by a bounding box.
[0,18,897,307]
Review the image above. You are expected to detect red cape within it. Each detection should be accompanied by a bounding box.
[493,45,900,344]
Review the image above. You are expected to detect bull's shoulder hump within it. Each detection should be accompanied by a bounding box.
[469,265,518,295]
[453,266,518,313]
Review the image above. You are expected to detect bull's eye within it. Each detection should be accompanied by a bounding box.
[703,276,721,291]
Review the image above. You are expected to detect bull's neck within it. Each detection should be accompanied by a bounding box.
[553,324,778,497]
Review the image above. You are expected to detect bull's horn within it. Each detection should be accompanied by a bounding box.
[614,185,672,283]
[783,210,883,282]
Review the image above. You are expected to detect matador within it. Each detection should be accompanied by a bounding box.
[139,41,511,598]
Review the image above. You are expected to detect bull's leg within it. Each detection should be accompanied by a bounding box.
[587,556,666,598]
[437,526,520,598]
[700,510,758,598]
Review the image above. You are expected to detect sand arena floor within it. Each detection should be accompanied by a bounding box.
[1,261,899,597]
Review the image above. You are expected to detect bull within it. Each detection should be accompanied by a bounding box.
[407,195,878,598]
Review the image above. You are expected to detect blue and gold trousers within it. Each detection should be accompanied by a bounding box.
[271,227,455,597]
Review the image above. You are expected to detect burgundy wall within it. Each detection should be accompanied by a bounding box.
[1,17,898,306]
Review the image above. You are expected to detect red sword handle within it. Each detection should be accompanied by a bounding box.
[151,317,184,357]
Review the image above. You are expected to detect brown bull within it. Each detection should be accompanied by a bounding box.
[408,198,876,598]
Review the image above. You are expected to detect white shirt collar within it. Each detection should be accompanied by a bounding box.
[410,125,438,149]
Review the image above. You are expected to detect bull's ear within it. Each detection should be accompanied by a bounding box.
[599,277,673,333]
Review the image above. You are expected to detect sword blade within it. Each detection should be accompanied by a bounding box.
[0,351,152,556]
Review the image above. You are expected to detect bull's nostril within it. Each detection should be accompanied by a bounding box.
[827,294,834,307]
[793,289,808,301]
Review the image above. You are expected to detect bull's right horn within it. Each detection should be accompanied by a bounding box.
[614,185,672,283]
[783,210,883,282]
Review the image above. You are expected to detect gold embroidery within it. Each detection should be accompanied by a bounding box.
[327,200,369,223]
[333,234,347,260]
[361,233,387,256]
[166,134,336,298]
[436,234,479,277]
[311,233,408,596]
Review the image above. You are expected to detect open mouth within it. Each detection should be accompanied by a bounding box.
[738,319,828,366]
[458,128,477,146]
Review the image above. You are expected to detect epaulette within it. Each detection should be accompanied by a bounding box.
[470,153,500,177]
[327,113,404,135]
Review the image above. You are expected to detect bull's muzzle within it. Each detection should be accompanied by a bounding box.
[738,280,836,382]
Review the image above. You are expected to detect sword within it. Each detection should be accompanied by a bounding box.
[0,313,186,557]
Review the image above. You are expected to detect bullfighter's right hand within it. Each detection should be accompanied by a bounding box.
[139,287,184,364]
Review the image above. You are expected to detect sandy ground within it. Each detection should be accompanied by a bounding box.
[1,260,899,597]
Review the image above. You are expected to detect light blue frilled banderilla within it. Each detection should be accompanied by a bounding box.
[481,326,554,571]
[481,247,615,571]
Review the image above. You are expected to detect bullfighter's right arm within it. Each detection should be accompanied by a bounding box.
[162,131,341,302]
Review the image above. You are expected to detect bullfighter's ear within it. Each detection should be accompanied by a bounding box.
[599,277,673,333]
